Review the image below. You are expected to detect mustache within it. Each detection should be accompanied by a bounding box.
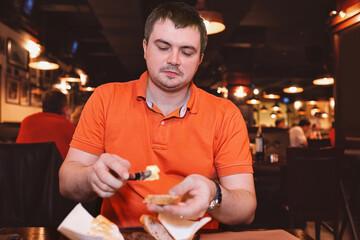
[160,65,183,76]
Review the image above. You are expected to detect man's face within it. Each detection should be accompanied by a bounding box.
[143,18,203,92]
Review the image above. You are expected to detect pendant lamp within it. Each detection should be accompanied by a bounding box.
[29,51,59,70]
[196,0,225,35]
[60,66,81,83]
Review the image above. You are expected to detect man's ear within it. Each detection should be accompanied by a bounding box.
[199,53,204,65]
[143,39,147,60]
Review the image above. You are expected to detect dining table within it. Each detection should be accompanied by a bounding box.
[0,226,314,240]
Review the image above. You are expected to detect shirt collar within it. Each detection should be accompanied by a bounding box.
[136,71,199,114]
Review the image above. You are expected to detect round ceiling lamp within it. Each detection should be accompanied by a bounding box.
[313,76,334,85]
[283,86,303,94]
[199,10,225,35]
[246,98,261,105]
[263,93,281,99]
[260,105,268,112]
[28,52,59,70]
[60,66,81,83]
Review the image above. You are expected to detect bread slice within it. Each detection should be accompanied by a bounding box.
[143,194,179,205]
[140,214,173,240]
[87,215,124,240]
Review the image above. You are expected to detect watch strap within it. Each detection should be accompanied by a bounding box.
[208,181,222,210]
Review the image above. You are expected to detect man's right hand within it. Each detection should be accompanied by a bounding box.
[87,153,131,198]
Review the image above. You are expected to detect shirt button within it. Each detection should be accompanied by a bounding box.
[161,121,165,125]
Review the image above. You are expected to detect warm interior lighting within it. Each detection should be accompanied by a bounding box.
[199,10,225,35]
[272,103,281,111]
[263,93,280,99]
[313,77,334,85]
[234,86,247,98]
[307,100,318,105]
[246,98,261,105]
[329,97,335,108]
[283,86,303,93]
[60,66,81,82]
[253,88,260,95]
[294,100,302,110]
[28,53,59,70]
[310,105,321,116]
[321,112,328,118]
[80,86,96,92]
[270,112,276,118]
[25,40,41,58]
[54,79,71,94]
[260,105,268,112]
[217,86,228,98]
[298,108,306,115]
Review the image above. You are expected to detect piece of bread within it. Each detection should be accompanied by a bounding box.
[145,165,160,181]
[140,214,174,240]
[143,194,180,205]
[87,215,124,240]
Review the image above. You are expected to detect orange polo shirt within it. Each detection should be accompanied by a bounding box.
[71,71,253,228]
[16,112,75,159]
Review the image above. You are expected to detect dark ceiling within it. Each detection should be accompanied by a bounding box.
[1,0,337,101]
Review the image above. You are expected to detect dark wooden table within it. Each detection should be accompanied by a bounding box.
[0,227,313,240]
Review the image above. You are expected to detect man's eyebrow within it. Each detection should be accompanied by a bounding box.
[154,39,197,52]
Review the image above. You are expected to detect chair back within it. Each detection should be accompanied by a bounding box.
[286,147,343,223]
[0,142,77,227]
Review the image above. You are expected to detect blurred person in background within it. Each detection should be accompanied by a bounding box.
[275,118,286,128]
[289,119,311,147]
[16,89,75,159]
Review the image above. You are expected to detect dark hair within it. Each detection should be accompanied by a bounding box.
[42,89,67,114]
[299,119,311,127]
[144,2,208,54]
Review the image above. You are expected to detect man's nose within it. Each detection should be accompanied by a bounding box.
[167,50,180,66]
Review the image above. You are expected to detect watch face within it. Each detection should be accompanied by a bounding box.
[209,199,219,210]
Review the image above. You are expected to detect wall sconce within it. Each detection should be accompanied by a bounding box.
[260,105,268,112]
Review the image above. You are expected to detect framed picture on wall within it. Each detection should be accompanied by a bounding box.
[7,38,29,70]
[6,77,20,104]
[30,84,43,107]
[20,78,30,106]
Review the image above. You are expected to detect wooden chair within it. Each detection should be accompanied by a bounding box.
[286,147,343,240]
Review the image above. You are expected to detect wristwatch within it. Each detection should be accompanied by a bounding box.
[208,181,222,210]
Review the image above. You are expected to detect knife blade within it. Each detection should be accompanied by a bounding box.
[128,170,152,181]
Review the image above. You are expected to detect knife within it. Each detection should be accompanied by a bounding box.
[128,170,152,181]
[109,169,152,181]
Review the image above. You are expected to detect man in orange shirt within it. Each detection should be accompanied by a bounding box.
[59,2,256,228]
[16,89,75,159]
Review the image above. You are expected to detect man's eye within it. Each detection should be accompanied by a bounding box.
[158,47,169,51]
[182,51,193,56]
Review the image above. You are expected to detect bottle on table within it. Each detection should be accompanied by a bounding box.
[255,125,265,161]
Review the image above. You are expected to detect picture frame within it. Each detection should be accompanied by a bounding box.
[30,84,43,107]
[20,78,30,106]
[6,77,20,104]
[7,38,29,70]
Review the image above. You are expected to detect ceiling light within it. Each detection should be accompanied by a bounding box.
[246,98,261,105]
[298,108,306,115]
[260,105,268,112]
[270,112,276,118]
[263,93,280,99]
[234,86,247,98]
[253,88,260,95]
[313,76,334,85]
[307,100,318,105]
[28,52,59,70]
[294,100,302,110]
[199,10,225,35]
[60,66,81,83]
[283,86,303,94]
[272,103,281,111]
